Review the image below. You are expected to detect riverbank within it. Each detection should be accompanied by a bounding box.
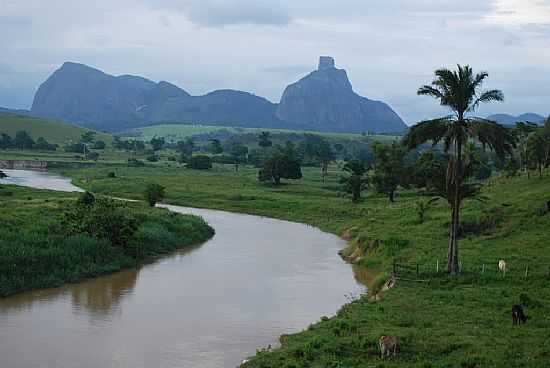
[61,163,550,367]
[0,185,214,297]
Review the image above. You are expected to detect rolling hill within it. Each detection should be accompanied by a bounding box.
[0,112,112,145]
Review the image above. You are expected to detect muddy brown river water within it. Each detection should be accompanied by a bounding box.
[0,169,365,368]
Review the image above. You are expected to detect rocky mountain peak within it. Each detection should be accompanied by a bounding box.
[318,56,335,71]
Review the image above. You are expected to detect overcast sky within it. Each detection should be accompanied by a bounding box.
[1,0,549,124]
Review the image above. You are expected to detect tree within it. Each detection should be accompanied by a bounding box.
[258,153,302,185]
[514,122,539,175]
[371,142,407,202]
[209,139,223,154]
[412,150,447,191]
[34,137,57,151]
[13,130,35,149]
[403,65,515,274]
[80,131,96,144]
[298,135,335,182]
[258,131,272,148]
[150,136,165,151]
[188,155,213,170]
[230,144,248,171]
[0,133,13,149]
[92,140,106,150]
[144,183,165,207]
[318,140,335,182]
[340,160,369,203]
[526,132,547,179]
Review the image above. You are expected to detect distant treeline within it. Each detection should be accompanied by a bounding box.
[0,130,57,151]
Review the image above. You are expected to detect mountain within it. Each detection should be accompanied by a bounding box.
[487,113,546,125]
[31,62,280,132]
[29,58,406,133]
[31,62,190,131]
[276,57,406,133]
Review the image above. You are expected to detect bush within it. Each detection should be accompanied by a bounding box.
[107,171,116,178]
[64,197,138,248]
[144,183,165,207]
[146,155,159,162]
[189,155,213,170]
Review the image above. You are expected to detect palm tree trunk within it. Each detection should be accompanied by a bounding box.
[447,139,462,274]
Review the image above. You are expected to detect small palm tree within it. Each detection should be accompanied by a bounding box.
[340,161,369,203]
[403,65,515,274]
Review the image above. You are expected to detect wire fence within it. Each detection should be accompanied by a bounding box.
[392,259,550,281]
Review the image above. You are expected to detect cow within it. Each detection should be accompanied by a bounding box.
[512,305,528,325]
[498,260,507,273]
[379,335,398,359]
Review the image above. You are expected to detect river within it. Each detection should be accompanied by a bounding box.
[0,169,365,368]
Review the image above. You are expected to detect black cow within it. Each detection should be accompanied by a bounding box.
[512,305,528,325]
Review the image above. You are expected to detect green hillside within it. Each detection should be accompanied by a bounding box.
[0,113,112,145]
[123,123,402,142]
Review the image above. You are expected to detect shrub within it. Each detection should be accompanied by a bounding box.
[107,171,116,178]
[144,183,165,207]
[146,155,159,162]
[189,155,213,170]
[64,198,138,248]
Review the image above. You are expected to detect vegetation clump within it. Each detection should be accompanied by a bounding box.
[189,155,213,170]
[144,183,165,207]
[258,152,302,185]
[0,188,214,297]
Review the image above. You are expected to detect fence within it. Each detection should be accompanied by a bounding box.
[393,259,550,280]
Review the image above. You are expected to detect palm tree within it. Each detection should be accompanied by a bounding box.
[340,161,369,203]
[403,65,515,274]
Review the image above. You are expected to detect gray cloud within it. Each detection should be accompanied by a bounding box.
[0,0,548,121]
[145,0,291,27]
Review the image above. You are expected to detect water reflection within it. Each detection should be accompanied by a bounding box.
[70,269,138,318]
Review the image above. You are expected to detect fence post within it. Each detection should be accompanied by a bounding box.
[416,263,420,278]
[524,265,529,279]
[436,260,439,273]
[393,259,396,275]
[482,264,485,275]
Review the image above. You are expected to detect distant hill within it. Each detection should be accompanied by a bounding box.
[0,107,32,116]
[487,113,546,125]
[28,58,406,134]
[0,112,111,145]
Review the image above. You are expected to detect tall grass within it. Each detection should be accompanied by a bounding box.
[0,188,214,297]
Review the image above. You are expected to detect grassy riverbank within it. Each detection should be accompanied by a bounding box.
[0,185,214,297]
[60,163,550,367]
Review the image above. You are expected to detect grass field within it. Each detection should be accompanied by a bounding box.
[122,123,403,143]
[0,112,112,145]
[60,162,550,367]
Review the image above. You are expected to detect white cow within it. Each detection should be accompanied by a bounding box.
[498,260,507,272]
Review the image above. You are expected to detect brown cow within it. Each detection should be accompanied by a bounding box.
[379,335,398,359]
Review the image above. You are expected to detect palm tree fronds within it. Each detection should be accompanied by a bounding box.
[466,118,517,159]
[402,117,453,149]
